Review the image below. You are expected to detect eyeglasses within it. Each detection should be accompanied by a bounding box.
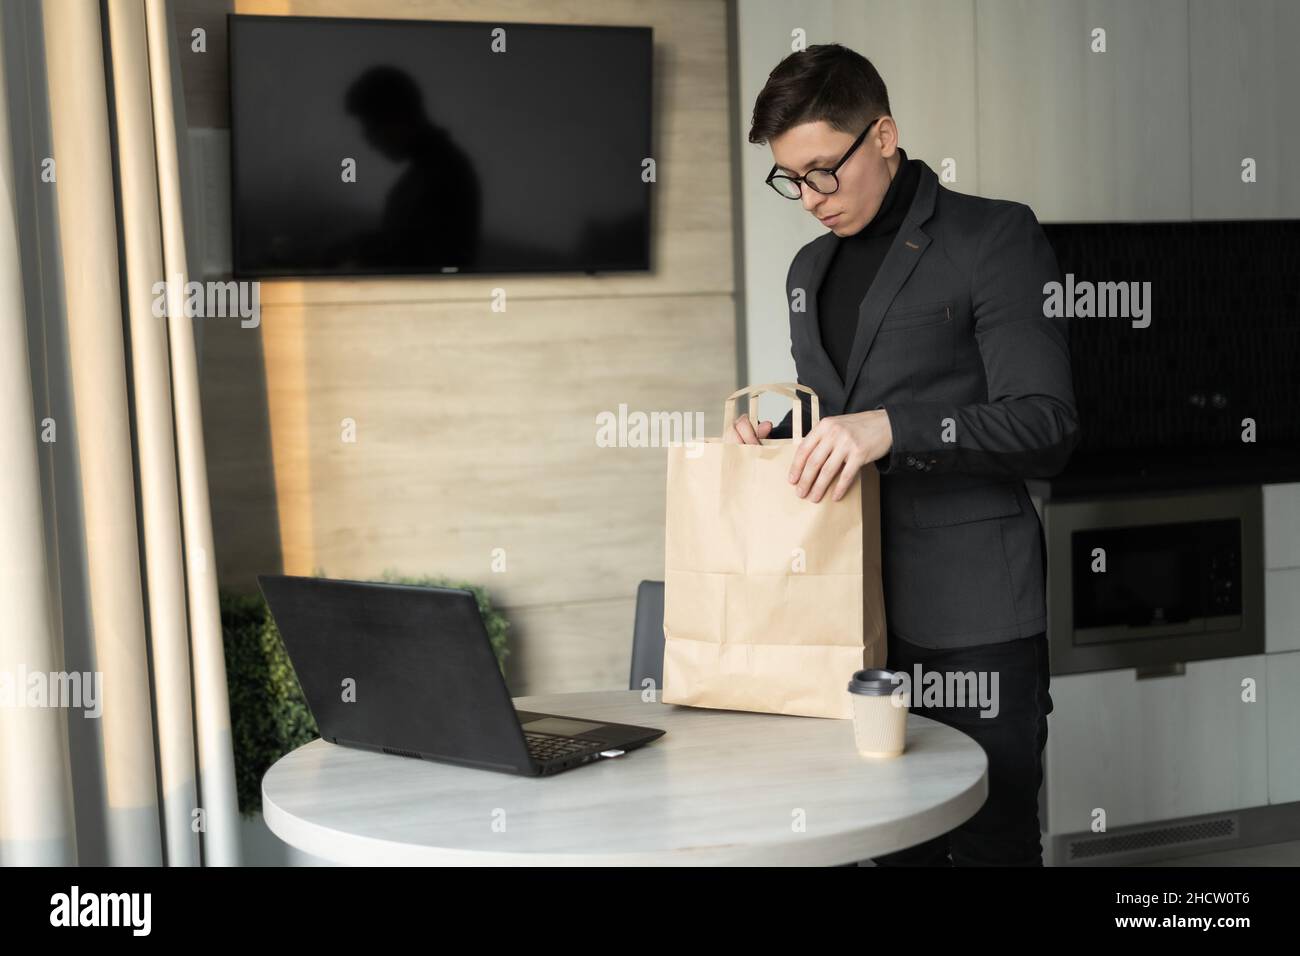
[765,117,880,200]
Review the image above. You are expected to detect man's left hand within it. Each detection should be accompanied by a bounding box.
[788,410,893,502]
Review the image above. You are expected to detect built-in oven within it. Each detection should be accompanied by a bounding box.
[1042,486,1263,675]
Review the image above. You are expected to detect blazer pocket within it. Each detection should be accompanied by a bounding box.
[912,483,1023,528]
[879,301,952,333]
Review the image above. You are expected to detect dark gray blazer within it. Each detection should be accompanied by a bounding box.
[769,158,1079,649]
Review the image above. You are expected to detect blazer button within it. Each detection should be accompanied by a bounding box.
[905,456,916,466]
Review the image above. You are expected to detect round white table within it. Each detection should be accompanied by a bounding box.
[262,689,988,865]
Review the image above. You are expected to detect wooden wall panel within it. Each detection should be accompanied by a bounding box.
[191,0,737,693]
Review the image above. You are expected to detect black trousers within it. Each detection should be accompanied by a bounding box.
[869,630,1053,867]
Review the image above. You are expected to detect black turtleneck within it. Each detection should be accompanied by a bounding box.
[816,148,922,383]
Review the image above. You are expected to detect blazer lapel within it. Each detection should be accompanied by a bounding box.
[839,161,940,401]
[792,159,942,413]
[793,234,847,412]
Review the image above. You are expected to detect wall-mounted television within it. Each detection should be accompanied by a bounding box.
[228,15,653,278]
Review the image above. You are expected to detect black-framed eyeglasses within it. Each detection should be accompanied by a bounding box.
[765,117,880,200]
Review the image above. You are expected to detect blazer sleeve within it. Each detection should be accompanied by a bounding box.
[876,201,1080,478]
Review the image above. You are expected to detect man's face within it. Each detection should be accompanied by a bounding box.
[769,119,898,236]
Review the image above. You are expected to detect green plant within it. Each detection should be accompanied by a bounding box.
[220,573,511,816]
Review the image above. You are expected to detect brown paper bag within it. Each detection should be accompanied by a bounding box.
[662,383,886,719]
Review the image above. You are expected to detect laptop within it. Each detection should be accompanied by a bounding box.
[257,575,666,776]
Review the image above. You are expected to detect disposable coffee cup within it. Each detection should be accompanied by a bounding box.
[847,668,908,758]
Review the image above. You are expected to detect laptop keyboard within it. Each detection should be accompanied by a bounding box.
[525,731,601,763]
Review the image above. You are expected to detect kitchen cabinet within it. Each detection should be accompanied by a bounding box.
[1264,483,1300,654]
[975,0,1191,221]
[1189,0,1300,219]
[1265,570,1300,654]
[1045,655,1268,832]
[1263,482,1300,570]
[1266,650,1300,804]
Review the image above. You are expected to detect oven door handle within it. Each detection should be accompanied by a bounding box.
[1136,662,1187,680]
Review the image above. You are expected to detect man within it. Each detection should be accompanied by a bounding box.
[731,44,1079,866]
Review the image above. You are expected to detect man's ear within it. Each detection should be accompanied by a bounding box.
[875,116,899,158]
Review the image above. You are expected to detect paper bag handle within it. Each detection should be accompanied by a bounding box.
[723,382,821,440]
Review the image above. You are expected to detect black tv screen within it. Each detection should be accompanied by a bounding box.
[228,15,653,278]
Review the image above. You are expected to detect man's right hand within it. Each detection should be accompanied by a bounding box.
[725,416,774,444]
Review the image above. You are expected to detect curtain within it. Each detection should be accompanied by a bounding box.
[0,0,239,866]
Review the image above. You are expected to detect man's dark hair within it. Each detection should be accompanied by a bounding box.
[748,43,891,145]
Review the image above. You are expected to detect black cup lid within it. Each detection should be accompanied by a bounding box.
[847,668,904,696]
